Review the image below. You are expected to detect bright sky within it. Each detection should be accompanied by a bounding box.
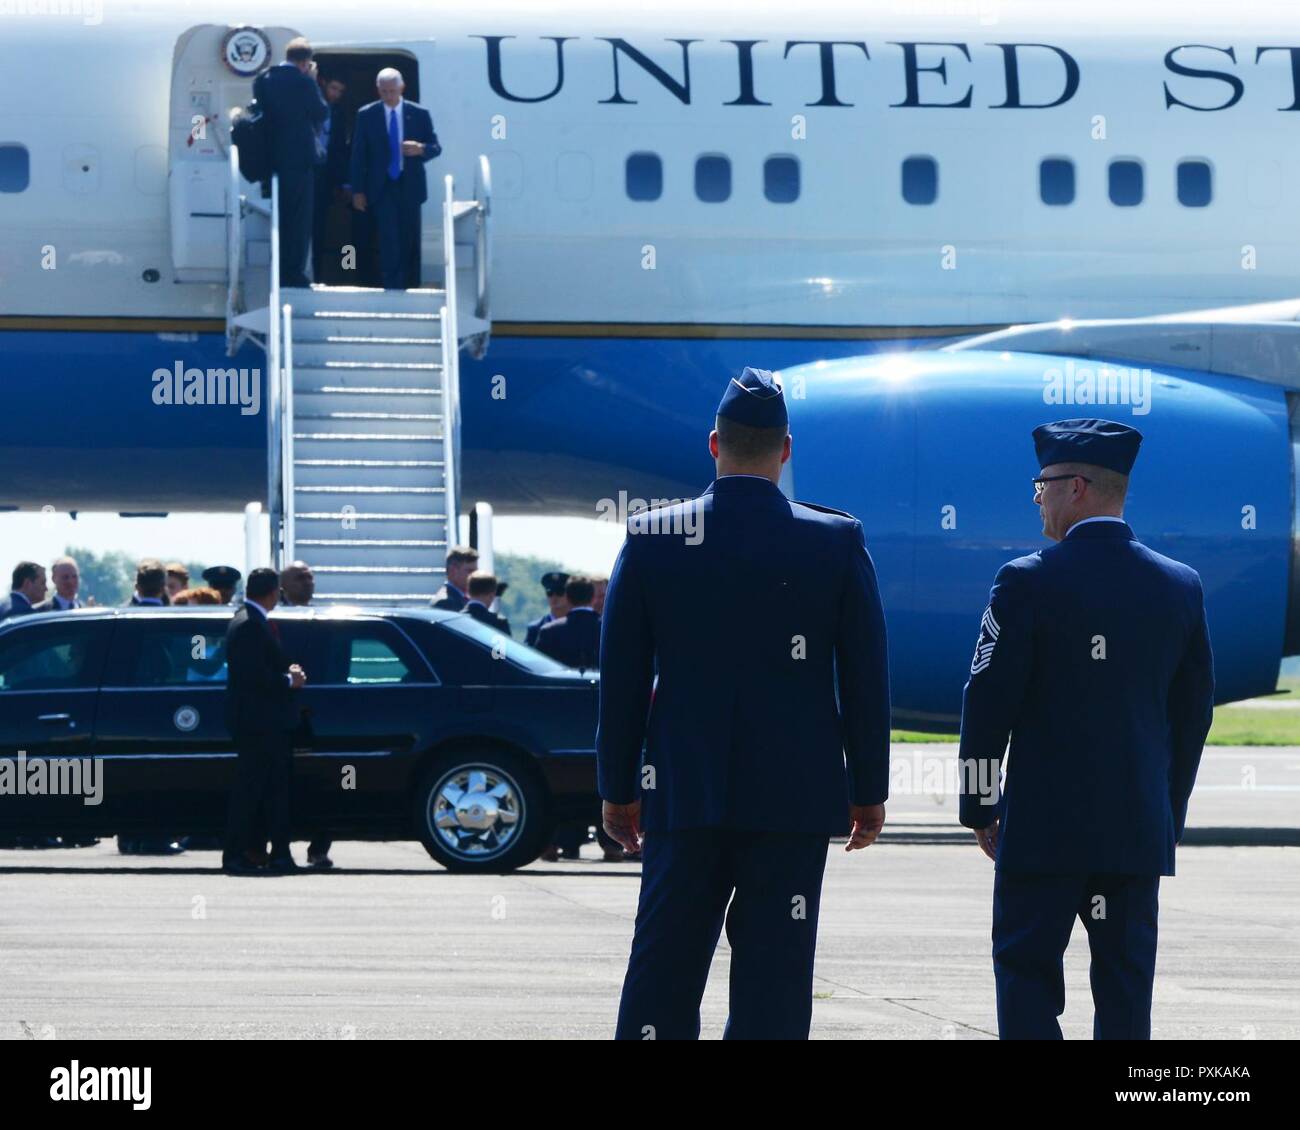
[0,511,625,582]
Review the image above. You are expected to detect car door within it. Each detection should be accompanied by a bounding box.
[92,612,235,833]
[0,616,109,833]
[276,615,437,829]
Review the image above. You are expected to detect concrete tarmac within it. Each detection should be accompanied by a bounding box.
[1,747,1296,1040]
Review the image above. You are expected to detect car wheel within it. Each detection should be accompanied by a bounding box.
[413,749,551,873]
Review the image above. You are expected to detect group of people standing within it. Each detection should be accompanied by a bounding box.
[252,37,440,290]
[595,367,1214,1040]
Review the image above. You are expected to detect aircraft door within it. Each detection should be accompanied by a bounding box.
[168,24,302,282]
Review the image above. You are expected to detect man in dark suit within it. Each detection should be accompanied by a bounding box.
[536,576,601,670]
[312,75,351,283]
[349,67,441,289]
[0,561,47,621]
[127,559,168,606]
[598,367,892,1040]
[464,571,512,636]
[222,568,308,874]
[525,572,570,648]
[253,37,327,288]
[431,545,477,611]
[35,556,82,612]
[958,419,1215,1040]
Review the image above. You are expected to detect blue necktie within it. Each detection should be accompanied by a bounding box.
[387,109,401,180]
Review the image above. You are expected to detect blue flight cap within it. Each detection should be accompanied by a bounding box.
[1033,418,1143,475]
[717,367,788,429]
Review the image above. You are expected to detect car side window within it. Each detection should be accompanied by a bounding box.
[106,619,229,687]
[0,623,107,691]
[305,622,429,685]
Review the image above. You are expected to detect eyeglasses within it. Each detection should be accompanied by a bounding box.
[1032,473,1091,497]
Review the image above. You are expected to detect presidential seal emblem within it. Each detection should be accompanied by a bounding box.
[173,706,200,732]
[221,26,271,77]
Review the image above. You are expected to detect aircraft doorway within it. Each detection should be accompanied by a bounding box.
[311,50,421,288]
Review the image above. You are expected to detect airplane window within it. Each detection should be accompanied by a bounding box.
[764,156,800,203]
[625,153,662,201]
[0,144,29,193]
[1109,160,1144,207]
[1039,158,1075,206]
[901,156,937,205]
[1178,160,1212,207]
[695,155,731,203]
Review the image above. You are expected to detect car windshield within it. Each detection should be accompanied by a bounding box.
[438,613,577,676]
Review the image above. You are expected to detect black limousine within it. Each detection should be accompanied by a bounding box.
[0,606,599,872]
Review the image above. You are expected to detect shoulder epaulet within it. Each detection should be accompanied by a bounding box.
[790,498,858,521]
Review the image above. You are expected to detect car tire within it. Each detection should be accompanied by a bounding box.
[412,748,551,873]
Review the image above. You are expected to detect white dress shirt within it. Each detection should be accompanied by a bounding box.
[1065,515,1127,538]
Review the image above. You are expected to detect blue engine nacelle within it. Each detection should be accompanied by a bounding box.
[782,349,1295,729]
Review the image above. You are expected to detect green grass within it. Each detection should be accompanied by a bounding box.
[890,679,1300,746]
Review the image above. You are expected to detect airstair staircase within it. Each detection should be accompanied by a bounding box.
[224,151,492,605]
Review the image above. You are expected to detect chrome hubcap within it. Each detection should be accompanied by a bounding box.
[429,764,523,860]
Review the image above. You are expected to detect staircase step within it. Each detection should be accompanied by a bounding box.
[294,368,444,394]
[294,514,449,543]
[310,565,445,597]
[292,435,442,463]
[293,390,442,418]
[292,414,441,437]
[294,314,443,342]
[293,458,445,490]
[295,536,446,570]
[292,340,442,366]
[295,486,444,518]
[284,285,445,316]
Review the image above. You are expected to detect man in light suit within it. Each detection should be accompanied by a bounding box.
[598,367,892,1040]
[349,67,441,289]
[958,419,1215,1039]
[0,561,47,621]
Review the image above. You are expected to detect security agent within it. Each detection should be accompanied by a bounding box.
[958,418,1214,1040]
[525,572,569,647]
[223,567,308,874]
[535,576,600,670]
[202,565,242,605]
[598,367,891,1040]
[253,37,328,288]
[0,561,47,621]
[430,546,477,611]
[464,570,511,636]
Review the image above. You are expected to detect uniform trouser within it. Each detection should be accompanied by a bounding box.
[276,168,314,288]
[993,870,1160,1040]
[615,829,830,1040]
[374,187,421,289]
[224,732,294,863]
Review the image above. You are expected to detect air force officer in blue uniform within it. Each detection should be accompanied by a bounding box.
[350,68,441,290]
[959,419,1214,1040]
[598,368,892,1040]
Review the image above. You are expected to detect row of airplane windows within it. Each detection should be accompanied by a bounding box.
[0,142,1213,210]
[627,153,1215,208]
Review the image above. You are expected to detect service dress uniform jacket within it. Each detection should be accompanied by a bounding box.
[959,517,1214,1039]
[598,474,891,1039]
